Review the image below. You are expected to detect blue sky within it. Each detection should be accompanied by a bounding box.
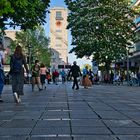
[7,0,92,67]
[44,0,92,67]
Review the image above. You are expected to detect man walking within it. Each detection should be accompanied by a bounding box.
[0,42,5,102]
[68,61,81,90]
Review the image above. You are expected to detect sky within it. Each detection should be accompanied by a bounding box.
[44,0,92,67]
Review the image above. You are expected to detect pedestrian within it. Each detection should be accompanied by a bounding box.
[82,66,92,89]
[89,69,93,84]
[31,60,42,91]
[110,71,114,84]
[46,70,51,84]
[0,42,5,102]
[52,69,59,85]
[40,63,48,89]
[60,69,66,83]
[68,61,81,90]
[9,45,29,103]
[137,70,140,86]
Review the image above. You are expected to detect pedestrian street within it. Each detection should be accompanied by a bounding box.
[0,83,140,140]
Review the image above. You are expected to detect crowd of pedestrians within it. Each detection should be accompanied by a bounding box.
[1,44,140,104]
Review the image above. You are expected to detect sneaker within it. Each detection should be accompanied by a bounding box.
[0,98,4,102]
[39,88,43,91]
[13,92,18,103]
[18,98,21,103]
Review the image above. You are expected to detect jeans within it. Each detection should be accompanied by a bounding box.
[72,77,79,89]
[0,69,4,95]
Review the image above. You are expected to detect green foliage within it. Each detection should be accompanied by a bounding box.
[65,0,137,67]
[10,27,51,66]
[0,0,50,29]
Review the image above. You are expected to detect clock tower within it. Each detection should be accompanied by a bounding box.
[50,7,68,70]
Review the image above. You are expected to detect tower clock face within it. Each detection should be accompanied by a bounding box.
[56,21,62,27]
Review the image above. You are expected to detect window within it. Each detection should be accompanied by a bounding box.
[56,37,62,40]
[56,11,63,20]
[55,44,62,47]
[56,30,62,32]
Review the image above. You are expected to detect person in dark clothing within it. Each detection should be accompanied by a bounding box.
[110,71,114,84]
[68,61,81,90]
[0,42,5,102]
[10,45,29,103]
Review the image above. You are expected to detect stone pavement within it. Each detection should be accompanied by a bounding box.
[0,83,140,140]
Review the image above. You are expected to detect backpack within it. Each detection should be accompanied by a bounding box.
[11,55,23,73]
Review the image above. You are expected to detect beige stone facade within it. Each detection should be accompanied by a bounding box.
[4,30,17,48]
[50,7,68,70]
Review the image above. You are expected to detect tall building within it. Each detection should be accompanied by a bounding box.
[130,0,140,69]
[134,0,140,51]
[50,7,68,70]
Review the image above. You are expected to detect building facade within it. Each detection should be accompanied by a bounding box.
[50,7,68,70]
[130,0,140,69]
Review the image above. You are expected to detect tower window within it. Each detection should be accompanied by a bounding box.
[56,11,63,20]
[56,30,62,32]
[55,44,62,47]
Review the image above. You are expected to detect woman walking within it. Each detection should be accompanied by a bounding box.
[40,63,47,89]
[82,66,92,89]
[10,45,29,103]
[31,60,42,91]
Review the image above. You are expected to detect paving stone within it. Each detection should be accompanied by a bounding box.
[111,127,140,135]
[0,136,28,140]
[117,135,140,140]
[70,110,93,114]
[43,111,69,116]
[120,111,140,119]
[46,107,68,110]
[31,127,71,135]
[0,128,31,135]
[71,119,105,127]
[103,120,140,127]
[41,111,69,119]
[1,119,36,128]
[73,135,118,140]
[0,111,16,120]
[36,120,70,127]
[12,115,40,120]
[30,136,72,140]
[72,127,111,135]
[41,115,69,119]
[95,111,129,119]
[70,114,99,119]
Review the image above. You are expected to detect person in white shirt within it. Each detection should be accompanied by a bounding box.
[0,42,5,102]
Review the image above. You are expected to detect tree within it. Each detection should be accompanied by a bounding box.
[65,0,138,71]
[0,0,50,30]
[10,27,51,66]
